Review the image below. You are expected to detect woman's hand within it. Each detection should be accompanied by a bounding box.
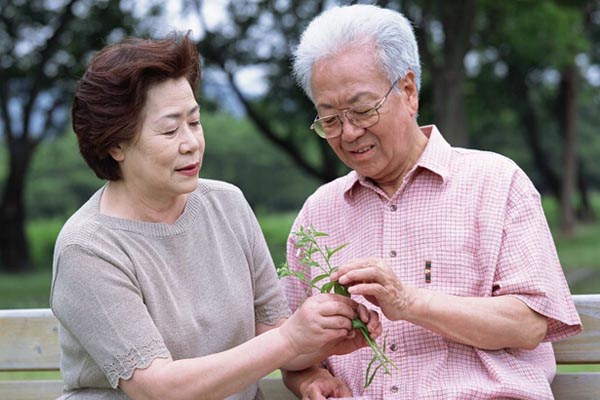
[330,258,419,321]
[322,303,382,356]
[279,293,358,355]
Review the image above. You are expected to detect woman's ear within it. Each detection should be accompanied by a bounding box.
[108,144,125,162]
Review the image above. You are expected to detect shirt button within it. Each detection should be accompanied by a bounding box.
[389,343,398,351]
[389,204,397,211]
[390,250,397,257]
[391,385,399,393]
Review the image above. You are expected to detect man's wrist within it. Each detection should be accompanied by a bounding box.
[405,287,435,323]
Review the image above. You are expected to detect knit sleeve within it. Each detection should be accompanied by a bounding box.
[51,243,170,388]
[241,200,291,326]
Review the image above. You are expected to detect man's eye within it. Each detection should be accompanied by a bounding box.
[319,116,338,126]
[352,106,375,116]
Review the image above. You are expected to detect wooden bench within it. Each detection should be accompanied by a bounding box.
[0,294,598,399]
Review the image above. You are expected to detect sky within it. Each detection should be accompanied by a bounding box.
[134,0,268,114]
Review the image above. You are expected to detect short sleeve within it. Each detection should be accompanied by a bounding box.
[492,170,582,342]
[51,243,170,388]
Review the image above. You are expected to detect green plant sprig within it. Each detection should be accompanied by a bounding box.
[277,225,398,389]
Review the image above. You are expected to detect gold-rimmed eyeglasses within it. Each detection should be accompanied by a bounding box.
[310,79,399,139]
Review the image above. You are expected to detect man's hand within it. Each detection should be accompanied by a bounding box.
[330,257,417,321]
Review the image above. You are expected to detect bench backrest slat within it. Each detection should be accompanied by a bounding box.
[0,295,598,400]
[0,309,60,371]
[550,373,600,400]
[552,294,600,364]
[0,380,63,400]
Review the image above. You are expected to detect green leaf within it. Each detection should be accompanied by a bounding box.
[320,281,335,293]
[310,273,330,285]
[333,283,350,297]
[328,243,349,258]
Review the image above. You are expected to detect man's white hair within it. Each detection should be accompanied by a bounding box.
[293,4,421,102]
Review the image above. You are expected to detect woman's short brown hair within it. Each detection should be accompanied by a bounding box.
[72,31,200,180]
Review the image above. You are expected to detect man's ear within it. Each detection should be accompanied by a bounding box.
[401,71,419,116]
[108,144,125,162]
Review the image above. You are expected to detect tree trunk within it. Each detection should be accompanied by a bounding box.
[577,159,595,222]
[416,0,476,147]
[558,64,579,235]
[0,140,34,273]
[507,66,561,199]
[432,68,468,146]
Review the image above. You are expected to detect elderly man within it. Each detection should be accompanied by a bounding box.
[281,4,582,400]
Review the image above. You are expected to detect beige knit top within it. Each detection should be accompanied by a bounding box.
[51,179,291,399]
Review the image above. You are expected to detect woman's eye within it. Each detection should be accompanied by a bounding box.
[189,120,201,127]
[163,128,178,135]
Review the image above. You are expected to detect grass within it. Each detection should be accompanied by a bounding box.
[557,365,600,373]
[0,268,52,309]
[542,193,600,294]
[0,371,61,381]
[256,211,296,268]
[1,198,600,306]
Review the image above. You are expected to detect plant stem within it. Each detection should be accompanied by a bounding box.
[279,225,399,388]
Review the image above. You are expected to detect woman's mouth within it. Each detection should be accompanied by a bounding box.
[176,162,200,176]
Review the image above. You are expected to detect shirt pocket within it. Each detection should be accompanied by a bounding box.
[420,250,484,297]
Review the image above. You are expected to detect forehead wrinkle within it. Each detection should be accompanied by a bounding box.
[317,90,379,112]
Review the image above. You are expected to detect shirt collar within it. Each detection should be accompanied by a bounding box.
[416,124,452,183]
[343,124,452,200]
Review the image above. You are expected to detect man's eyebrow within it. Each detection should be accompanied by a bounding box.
[317,91,376,111]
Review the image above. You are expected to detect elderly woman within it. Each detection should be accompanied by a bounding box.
[50,33,380,400]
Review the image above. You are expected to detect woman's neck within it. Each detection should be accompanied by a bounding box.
[100,181,188,224]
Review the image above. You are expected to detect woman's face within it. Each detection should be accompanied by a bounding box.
[111,77,204,200]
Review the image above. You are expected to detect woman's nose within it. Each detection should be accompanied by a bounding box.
[179,125,201,154]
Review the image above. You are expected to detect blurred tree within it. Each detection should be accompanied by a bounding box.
[0,0,143,272]
[398,0,477,147]
[188,0,481,179]
[188,0,344,183]
[189,0,599,235]
[474,0,595,234]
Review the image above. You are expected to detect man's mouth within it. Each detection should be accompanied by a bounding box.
[351,145,375,154]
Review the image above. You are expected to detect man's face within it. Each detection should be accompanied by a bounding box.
[310,44,421,189]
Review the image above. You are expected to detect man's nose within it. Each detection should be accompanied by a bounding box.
[339,113,365,142]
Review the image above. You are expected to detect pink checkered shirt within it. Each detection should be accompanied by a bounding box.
[282,125,582,399]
